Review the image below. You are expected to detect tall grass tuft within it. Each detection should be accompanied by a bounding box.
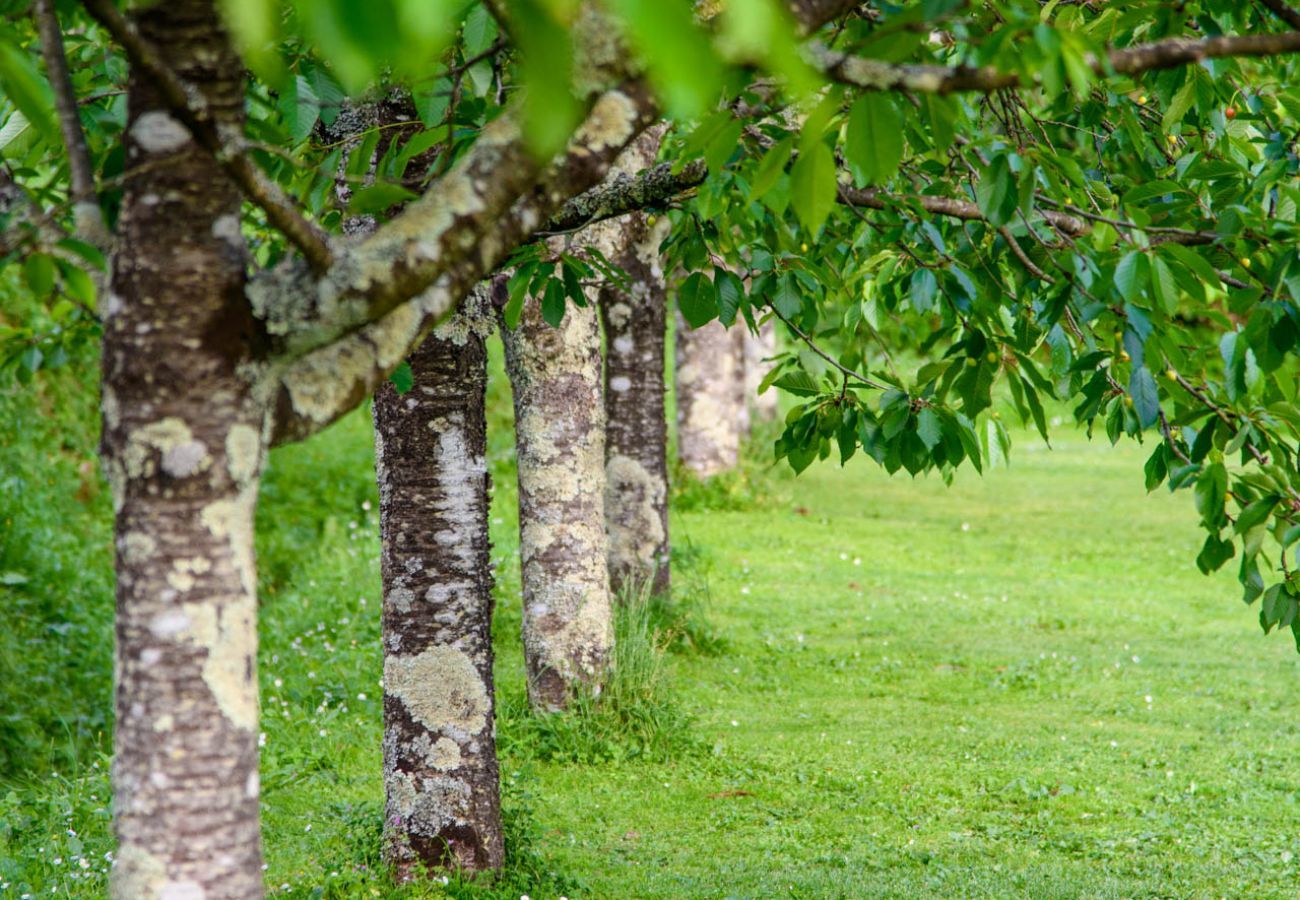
[498,581,700,765]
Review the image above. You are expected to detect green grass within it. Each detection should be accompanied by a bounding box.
[4,336,1300,897]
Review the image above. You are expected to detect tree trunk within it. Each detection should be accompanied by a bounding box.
[102,2,264,896]
[596,129,672,598]
[674,313,744,477]
[744,320,779,426]
[600,212,671,597]
[501,292,612,711]
[371,292,503,875]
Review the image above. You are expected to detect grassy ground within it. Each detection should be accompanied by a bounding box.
[3,336,1300,898]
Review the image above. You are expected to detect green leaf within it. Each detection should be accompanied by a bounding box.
[750,137,793,200]
[24,254,55,296]
[844,94,904,186]
[789,142,837,235]
[1114,251,1145,303]
[1195,462,1228,529]
[975,156,1016,226]
[388,360,414,394]
[1162,76,1196,132]
[1196,533,1235,574]
[348,182,419,215]
[0,40,56,143]
[773,371,822,397]
[541,278,567,327]
[606,0,725,118]
[916,407,942,451]
[770,273,802,319]
[678,272,718,328]
[715,268,745,327]
[1235,496,1277,534]
[1128,366,1159,430]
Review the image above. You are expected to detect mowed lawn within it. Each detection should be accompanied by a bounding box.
[531,435,1300,898]
[3,348,1300,897]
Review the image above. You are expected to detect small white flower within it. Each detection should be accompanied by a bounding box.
[1144,695,1153,703]
[730,720,739,727]
[304,824,312,832]
[273,678,282,688]
[740,586,750,595]
[839,553,848,560]
[357,693,366,701]
[961,522,970,532]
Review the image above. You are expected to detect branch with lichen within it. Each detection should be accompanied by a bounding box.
[814,28,1300,94]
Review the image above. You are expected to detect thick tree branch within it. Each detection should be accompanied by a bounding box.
[816,28,1300,94]
[252,83,659,366]
[35,0,109,249]
[80,0,334,272]
[543,159,707,234]
[263,87,661,444]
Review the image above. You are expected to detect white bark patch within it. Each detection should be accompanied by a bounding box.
[159,880,206,900]
[224,425,261,484]
[246,770,259,798]
[149,609,192,639]
[130,111,191,154]
[111,844,167,899]
[384,646,488,735]
[160,440,209,479]
[210,214,243,249]
[612,335,634,356]
[609,375,632,393]
[390,586,416,614]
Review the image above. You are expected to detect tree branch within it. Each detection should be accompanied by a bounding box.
[1259,0,1300,31]
[542,159,707,234]
[815,28,1300,94]
[35,0,109,249]
[80,0,335,273]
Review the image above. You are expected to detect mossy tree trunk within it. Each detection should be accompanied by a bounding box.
[371,290,502,876]
[597,132,672,598]
[675,313,744,477]
[501,291,612,711]
[101,1,264,895]
[326,98,507,875]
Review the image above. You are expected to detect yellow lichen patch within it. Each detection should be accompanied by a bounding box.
[605,454,665,571]
[199,486,258,595]
[575,90,639,153]
[430,737,462,770]
[225,425,262,485]
[384,646,489,735]
[122,418,197,479]
[201,595,259,731]
[120,531,157,565]
[111,844,168,899]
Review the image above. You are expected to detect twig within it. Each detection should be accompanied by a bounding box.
[34,0,109,248]
[766,300,890,391]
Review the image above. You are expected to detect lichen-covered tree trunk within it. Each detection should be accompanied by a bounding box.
[675,313,744,477]
[101,1,264,895]
[595,129,672,598]
[501,294,612,711]
[744,320,779,426]
[371,294,503,875]
[600,212,671,597]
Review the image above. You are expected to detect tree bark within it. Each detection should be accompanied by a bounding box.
[596,131,671,598]
[675,313,744,477]
[371,291,503,876]
[501,289,612,711]
[101,2,264,896]
[744,320,779,426]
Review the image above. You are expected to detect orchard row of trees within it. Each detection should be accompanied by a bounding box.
[5,0,1300,896]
